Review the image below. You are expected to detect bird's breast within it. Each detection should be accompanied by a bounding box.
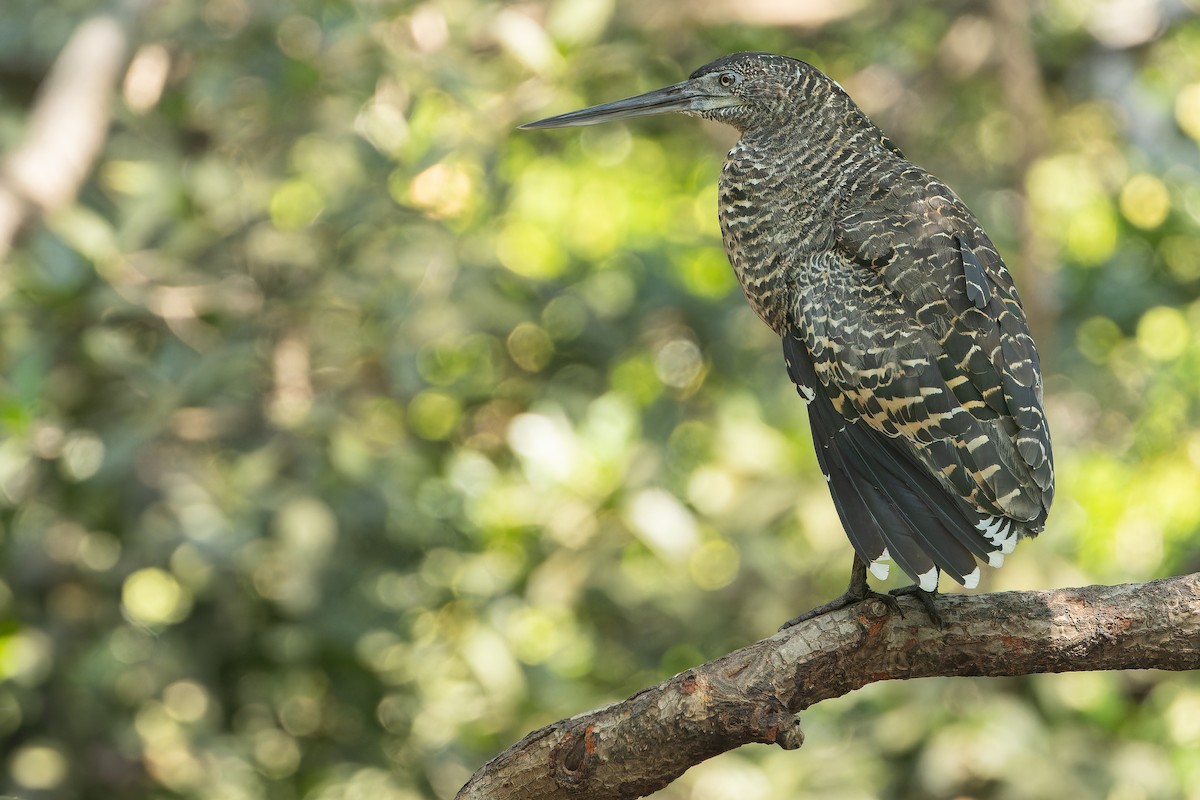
[718,142,829,335]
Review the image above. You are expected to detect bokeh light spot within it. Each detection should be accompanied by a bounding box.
[276,15,321,60]
[547,0,615,45]
[1066,202,1118,265]
[254,729,301,778]
[624,488,700,562]
[122,568,192,627]
[1175,82,1200,141]
[496,220,566,279]
[507,323,554,372]
[675,248,735,299]
[0,629,54,685]
[611,354,661,405]
[78,530,121,571]
[1166,690,1200,746]
[1136,306,1189,362]
[508,412,578,482]
[506,606,569,665]
[275,496,338,560]
[689,539,740,590]
[687,466,736,515]
[123,45,171,113]
[109,626,155,665]
[1076,316,1123,365]
[269,179,324,230]
[280,693,322,736]
[163,680,210,724]
[541,294,588,340]
[1119,173,1170,229]
[10,743,68,790]
[655,339,704,390]
[411,6,450,52]
[1161,236,1200,282]
[405,162,475,220]
[61,431,105,481]
[581,266,636,317]
[407,391,462,440]
[493,8,560,73]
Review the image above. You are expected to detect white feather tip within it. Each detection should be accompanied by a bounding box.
[918,568,939,592]
[962,566,981,589]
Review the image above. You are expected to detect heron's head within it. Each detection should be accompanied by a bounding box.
[521,52,834,134]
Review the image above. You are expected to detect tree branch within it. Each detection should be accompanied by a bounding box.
[457,573,1200,800]
[0,6,148,264]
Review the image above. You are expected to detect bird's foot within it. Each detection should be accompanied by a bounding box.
[778,586,900,631]
[889,584,943,629]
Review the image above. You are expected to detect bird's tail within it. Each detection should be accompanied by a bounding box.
[783,333,1012,590]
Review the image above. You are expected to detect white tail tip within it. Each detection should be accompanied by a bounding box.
[962,566,981,589]
[918,567,939,592]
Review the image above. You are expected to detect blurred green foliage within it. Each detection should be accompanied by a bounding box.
[1,0,1199,798]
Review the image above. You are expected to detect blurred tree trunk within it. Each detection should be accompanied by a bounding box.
[0,8,146,263]
[990,0,1058,360]
[458,573,1200,800]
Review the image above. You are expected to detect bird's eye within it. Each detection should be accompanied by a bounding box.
[719,72,737,87]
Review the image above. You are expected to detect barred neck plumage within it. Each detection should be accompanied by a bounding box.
[716,72,902,334]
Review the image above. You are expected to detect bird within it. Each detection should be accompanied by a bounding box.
[521,52,1054,626]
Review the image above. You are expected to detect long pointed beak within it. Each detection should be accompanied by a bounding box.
[520,79,711,129]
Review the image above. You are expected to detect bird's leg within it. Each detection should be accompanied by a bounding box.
[889,583,943,629]
[778,556,901,631]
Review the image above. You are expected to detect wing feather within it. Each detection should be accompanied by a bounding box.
[786,167,1053,585]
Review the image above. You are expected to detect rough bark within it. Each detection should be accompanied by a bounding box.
[458,573,1200,800]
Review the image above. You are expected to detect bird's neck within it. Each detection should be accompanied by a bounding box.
[717,103,896,334]
[749,93,892,197]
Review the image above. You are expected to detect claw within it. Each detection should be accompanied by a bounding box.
[889,584,943,628]
[779,557,903,630]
